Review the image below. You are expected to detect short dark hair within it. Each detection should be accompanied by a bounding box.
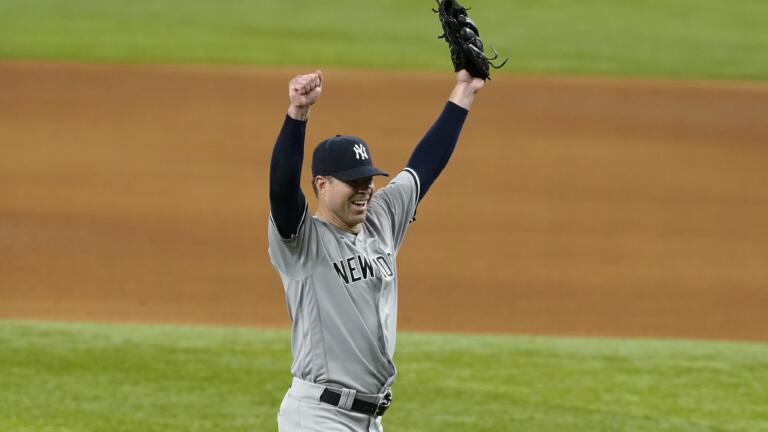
[311,175,336,197]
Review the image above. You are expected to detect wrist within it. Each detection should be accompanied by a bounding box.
[456,81,479,95]
[287,105,310,121]
[449,82,479,110]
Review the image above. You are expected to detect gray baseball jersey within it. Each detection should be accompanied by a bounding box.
[268,169,420,394]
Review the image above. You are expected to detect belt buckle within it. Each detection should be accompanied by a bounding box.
[374,388,393,416]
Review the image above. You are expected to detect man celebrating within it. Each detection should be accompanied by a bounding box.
[268,67,483,432]
[267,3,503,429]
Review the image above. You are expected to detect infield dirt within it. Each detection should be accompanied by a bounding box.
[2,62,767,341]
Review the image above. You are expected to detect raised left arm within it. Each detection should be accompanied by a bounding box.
[406,70,483,202]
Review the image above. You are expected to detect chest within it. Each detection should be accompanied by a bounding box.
[321,232,396,289]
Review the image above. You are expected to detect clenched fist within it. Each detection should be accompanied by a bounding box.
[287,70,323,120]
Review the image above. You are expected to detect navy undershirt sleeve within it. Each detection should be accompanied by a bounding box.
[406,101,469,201]
[269,115,308,239]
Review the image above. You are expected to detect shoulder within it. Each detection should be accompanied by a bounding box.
[366,168,421,233]
[372,169,420,203]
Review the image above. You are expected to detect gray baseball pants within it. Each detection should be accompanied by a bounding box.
[277,378,384,432]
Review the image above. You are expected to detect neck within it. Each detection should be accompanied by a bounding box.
[315,209,361,234]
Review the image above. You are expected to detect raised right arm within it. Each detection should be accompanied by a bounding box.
[269,71,323,239]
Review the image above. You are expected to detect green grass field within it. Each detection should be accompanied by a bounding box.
[1,320,767,432]
[0,0,767,80]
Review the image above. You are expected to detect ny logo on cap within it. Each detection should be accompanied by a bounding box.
[353,143,369,160]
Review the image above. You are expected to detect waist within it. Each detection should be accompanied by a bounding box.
[289,378,393,417]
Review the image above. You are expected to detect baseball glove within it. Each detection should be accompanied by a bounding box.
[434,0,507,80]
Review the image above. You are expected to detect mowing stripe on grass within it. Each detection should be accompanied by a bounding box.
[1,320,767,431]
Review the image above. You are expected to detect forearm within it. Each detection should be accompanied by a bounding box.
[269,114,308,238]
[406,102,469,201]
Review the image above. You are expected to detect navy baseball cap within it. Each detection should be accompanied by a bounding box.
[312,135,389,181]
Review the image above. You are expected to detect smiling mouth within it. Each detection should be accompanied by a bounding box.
[351,199,368,210]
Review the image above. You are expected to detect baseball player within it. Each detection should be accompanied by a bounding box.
[267,67,483,432]
[267,3,499,430]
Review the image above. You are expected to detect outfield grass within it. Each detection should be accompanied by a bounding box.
[1,321,767,431]
[0,0,767,80]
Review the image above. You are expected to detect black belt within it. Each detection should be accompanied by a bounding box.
[319,387,393,417]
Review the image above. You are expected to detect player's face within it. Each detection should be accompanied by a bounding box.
[318,176,375,233]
